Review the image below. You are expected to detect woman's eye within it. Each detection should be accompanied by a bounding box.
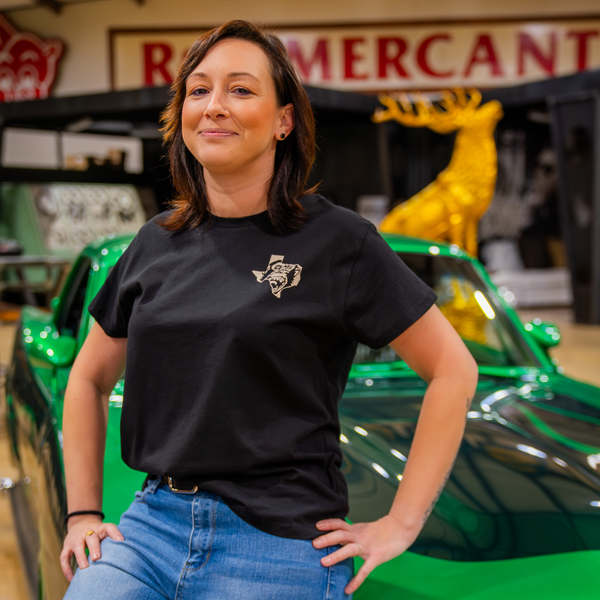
[232,87,252,96]
[190,88,208,96]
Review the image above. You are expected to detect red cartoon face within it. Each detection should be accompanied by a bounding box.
[0,15,63,102]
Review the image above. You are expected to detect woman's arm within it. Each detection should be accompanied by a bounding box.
[313,304,478,594]
[59,321,128,581]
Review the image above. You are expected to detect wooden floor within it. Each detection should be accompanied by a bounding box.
[0,321,29,600]
[0,308,599,600]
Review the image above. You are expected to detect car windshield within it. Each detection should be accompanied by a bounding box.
[353,253,539,368]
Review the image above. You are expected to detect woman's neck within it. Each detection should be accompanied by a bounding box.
[204,160,273,218]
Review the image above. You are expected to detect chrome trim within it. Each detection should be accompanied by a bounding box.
[1,476,30,490]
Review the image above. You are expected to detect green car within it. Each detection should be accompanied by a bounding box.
[5,231,600,600]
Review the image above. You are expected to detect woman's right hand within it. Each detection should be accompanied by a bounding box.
[60,515,125,582]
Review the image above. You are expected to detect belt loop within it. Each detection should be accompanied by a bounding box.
[141,473,155,492]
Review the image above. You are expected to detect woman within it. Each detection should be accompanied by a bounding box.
[60,20,478,599]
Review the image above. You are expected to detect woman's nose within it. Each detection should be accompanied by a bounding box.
[204,88,229,120]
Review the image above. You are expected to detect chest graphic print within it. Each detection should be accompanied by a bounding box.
[252,255,302,298]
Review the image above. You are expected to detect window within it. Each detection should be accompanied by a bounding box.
[56,258,91,338]
[354,254,538,368]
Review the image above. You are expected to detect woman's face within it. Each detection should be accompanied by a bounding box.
[182,38,293,177]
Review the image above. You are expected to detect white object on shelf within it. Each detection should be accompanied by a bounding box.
[480,239,524,272]
[357,195,389,228]
[490,268,572,308]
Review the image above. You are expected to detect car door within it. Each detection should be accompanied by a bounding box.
[37,256,92,600]
[5,255,92,600]
[5,255,90,600]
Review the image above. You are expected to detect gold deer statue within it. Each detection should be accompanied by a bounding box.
[375,89,503,256]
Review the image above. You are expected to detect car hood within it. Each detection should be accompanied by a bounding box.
[340,370,600,561]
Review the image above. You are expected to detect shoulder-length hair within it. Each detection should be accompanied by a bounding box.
[159,20,316,233]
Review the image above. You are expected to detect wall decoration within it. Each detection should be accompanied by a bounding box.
[0,13,64,102]
[33,184,146,254]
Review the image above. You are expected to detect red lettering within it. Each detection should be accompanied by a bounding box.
[343,38,368,80]
[144,43,173,86]
[377,37,409,78]
[286,39,331,80]
[567,30,599,71]
[416,34,454,78]
[463,34,503,77]
[518,32,556,76]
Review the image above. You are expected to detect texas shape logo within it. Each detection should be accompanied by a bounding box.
[253,255,302,298]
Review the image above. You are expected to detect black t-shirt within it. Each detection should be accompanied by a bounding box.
[88,194,437,539]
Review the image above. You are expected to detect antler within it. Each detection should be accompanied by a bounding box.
[372,89,482,134]
[372,92,440,127]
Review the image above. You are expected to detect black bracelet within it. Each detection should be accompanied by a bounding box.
[64,510,105,525]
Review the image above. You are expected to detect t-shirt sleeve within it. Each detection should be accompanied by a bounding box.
[87,235,142,338]
[341,224,438,349]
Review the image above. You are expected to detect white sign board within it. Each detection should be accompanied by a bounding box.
[111,19,600,91]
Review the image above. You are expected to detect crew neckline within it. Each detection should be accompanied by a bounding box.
[207,209,270,228]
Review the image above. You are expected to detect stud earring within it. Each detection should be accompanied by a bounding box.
[280,133,285,139]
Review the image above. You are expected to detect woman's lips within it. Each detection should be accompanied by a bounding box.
[200,129,236,137]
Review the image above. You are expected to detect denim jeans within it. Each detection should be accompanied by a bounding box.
[64,477,354,599]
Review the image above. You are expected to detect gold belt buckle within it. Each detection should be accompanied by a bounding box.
[167,476,198,494]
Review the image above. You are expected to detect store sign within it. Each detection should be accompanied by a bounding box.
[111,18,600,92]
[0,14,64,102]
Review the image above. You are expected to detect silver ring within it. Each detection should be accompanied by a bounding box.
[354,541,362,556]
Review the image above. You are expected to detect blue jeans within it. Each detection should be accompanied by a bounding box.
[64,477,353,599]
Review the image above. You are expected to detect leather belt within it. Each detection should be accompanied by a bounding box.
[160,475,199,494]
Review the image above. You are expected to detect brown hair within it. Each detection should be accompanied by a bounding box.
[159,20,316,233]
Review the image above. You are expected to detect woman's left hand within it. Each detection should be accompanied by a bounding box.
[312,513,416,595]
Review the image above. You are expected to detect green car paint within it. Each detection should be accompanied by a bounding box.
[353,549,600,599]
[5,231,600,600]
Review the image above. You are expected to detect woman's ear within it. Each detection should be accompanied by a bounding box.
[278,103,295,139]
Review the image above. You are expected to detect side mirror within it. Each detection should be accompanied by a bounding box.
[524,319,561,349]
[22,322,77,367]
